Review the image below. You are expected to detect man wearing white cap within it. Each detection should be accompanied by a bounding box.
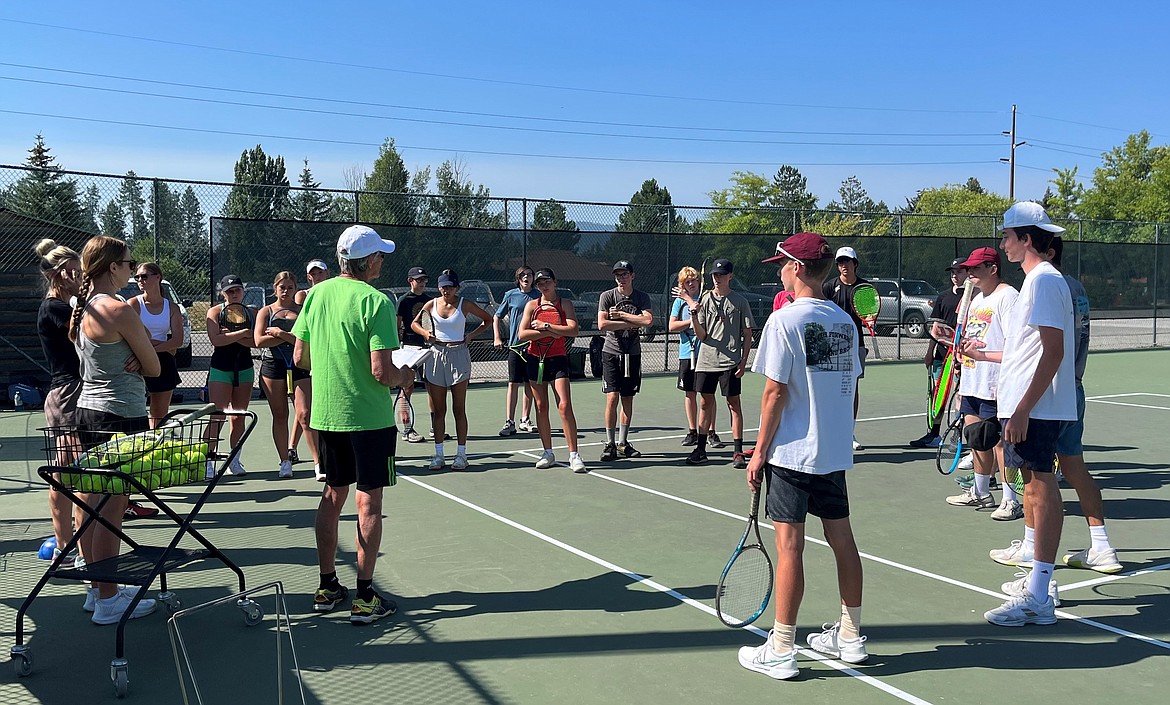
[293,225,414,625]
[822,246,869,451]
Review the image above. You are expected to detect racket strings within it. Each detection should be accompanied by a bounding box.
[718,547,773,622]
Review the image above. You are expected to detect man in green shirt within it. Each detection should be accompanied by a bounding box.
[293,225,414,625]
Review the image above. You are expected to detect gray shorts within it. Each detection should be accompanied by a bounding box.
[424,344,471,387]
[44,379,82,428]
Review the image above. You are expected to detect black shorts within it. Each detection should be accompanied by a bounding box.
[676,358,697,393]
[765,465,850,523]
[317,427,397,491]
[526,354,571,383]
[601,351,641,396]
[75,407,150,450]
[507,348,530,384]
[694,368,742,397]
[1001,417,1062,473]
[259,356,311,383]
[145,351,181,394]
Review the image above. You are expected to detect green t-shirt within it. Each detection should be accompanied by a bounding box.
[292,277,399,431]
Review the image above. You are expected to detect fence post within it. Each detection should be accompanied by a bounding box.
[353,191,360,223]
[895,213,903,360]
[1077,220,1083,279]
[664,206,673,371]
[1154,223,1160,347]
[151,178,161,262]
[521,198,527,265]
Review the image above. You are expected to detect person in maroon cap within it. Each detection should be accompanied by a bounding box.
[739,232,867,679]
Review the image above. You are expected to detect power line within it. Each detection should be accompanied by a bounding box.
[1022,112,1170,140]
[0,108,1004,168]
[0,17,1001,115]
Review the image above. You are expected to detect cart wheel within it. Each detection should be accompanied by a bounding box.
[158,590,181,612]
[111,663,129,698]
[239,599,263,626]
[11,649,32,677]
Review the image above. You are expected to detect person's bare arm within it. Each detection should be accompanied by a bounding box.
[370,348,414,388]
[746,377,787,492]
[1003,326,1064,444]
[116,304,161,378]
[293,338,310,371]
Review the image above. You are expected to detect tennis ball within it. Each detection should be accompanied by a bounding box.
[128,459,151,476]
[78,454,102,469]
[106,477,125,494]
[76,475,95,493]
[62,472,81,489]
[196,442,209,457]
[143,472,162,490]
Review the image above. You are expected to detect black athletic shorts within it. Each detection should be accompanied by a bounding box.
[259,356,311,383]
[526,354,571,383]
[694,368,742,397]
[1001,417,1061,473]
[765,465,850,523]
[507,348,530,384]
[317,427,397,491]
[145,351,181,394]
[676,358,697,393]
[75,407,150,450]
[601,351,641,396]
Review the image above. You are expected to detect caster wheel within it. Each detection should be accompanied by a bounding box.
[12,650,32,677]
[238,598,263,626]
[159,591,181,612]
[112,665,129,698]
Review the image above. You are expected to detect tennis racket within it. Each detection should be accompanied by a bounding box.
[218,302,252,333]
[930,280,974,427]
[925,367,937,430]
[392,387,414,435]
[715,488,774,628]
[615,299,641,378]
[936,416,966,475]
[270,308,298,398]
[851,283,881,359]
[415,308,435,344]
[532,302,565,384]
[1003,465,1027,498]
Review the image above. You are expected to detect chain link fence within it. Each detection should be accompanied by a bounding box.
[1,164,1165,392]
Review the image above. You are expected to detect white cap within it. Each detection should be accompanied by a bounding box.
[835,246,858,261]
[306,259,329,273]
[337,225,395,260]
[1000,201,1065,233]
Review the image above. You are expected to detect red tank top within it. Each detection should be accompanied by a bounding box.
[527,298,568,358]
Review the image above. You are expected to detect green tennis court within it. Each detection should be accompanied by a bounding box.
[2,349,1168,704]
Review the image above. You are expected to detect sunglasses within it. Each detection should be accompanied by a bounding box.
[133,273,153,281]
[120,259,138,269]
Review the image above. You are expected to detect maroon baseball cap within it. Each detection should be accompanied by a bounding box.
[762,232,832,264]
[960,246,1000,268]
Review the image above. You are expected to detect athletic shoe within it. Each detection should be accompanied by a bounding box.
[956,472,1000,490]
[805,622,869,664]
[91,588,157,625]
[205,460,216,480]
[685,448,708,466]
[945,487,996,508]
[1063,547,1123,574]
[991,498,1023,521]
[852,435,864,451]
[535,451,556,469]
[570,456,588,474]
[984,593,1057,626]
[737,634,798,680]
[499,420,517,436]
[313,584,349,612]
[989,539,1034,567]
[278,460,294,479]
[1000,570,1061,607]
[732,452,748,469]
[909,433,941,449]
[403,429,424,443]
[314,464,326,482]
[428,455,445,471]
[517,417,534,433]
[124,501,159,520]
[350,592,397,625]
[451,453,469,471]
[681,431,698,447]
[84,584,149,612]
[229,457,246,476]
[957,452,975,470]
[618,442,641,458]
[287,448,300,463]
[600,443,618,462]
[707,431,726,449]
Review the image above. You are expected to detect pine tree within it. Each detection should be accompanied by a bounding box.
[288,159,334,221]
[8,134,89,230]
[221,145,290,219]
[119,172,150,245]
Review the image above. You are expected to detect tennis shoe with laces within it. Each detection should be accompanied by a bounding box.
[737,634,798,680]
[428,455,445,471]
[535,451,556,469]
[350,592,397,625]
[314,463,326,482]
[83,585,141,613]
[452,453,469,471]
[600,443,618,462]
[852,435,864,451]
[989,539,1033,567]
[984,592,1057,626]
[945,487,996,508]
[1000,570,1061,607]
[229,457,246,476]
[732,452,748,469]
[278,460,294,479]
[569,456,588,474]
[681,431,698,447]
[313,584,349,612]
[617,442,641,458]
[685,448,708,466]
[287,448,300,463]
[91,588,157,625]
[956,452,975,470]
[1062,547,1123,574]
[991,498,1023,521]
[517,417,534,433]
[707,431,726,449]
[805,622,869,664]
[403,429,424,443]
[498,420,516,436]
[909,433,941,449]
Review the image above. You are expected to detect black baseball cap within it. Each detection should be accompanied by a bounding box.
[711,258,733,274]
[612,260,633,273]
[407,266,428,279]
[945,258,966,271]
[218,274,243,292]
[533,268,556,282]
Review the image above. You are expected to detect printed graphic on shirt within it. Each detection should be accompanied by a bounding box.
[805,322,855,372]
[961,306,994,370]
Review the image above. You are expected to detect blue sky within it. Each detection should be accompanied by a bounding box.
[1,1,1167,210]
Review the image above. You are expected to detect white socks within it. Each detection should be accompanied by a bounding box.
[1089,524,1112,552]
[974,473,991,497]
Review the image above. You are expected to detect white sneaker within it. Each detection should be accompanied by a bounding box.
[737,635,798,680]
[498,420,516,437]
[313,463,326,482]
[452,453,469,471]
[205,460,216,480]
[517,417,534,433]
[535,451,556,469]
[91,588,158,625]
[1000,570,1061,607]
[852,435,863,451]
[805,622,868,663]
[984,592,1057,626]
[229,457,246,476]
[957,452,975,470]
[989,539,1033,568]
[278,460,293,479]
[428,455,445,471]
[569,456,588,474]
[991,498,1024,521]
[1063,547,1123,574]
[945,487,996,508]
[83,585,142,613]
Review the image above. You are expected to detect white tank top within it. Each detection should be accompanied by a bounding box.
[432,298,466,342]
[136,295,171,341]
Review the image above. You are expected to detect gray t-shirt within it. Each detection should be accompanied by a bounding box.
[694,290,754,372]
[598,287,653,355]
[1063,274,1090,383]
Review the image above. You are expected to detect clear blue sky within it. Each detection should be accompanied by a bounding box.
[2,1,1167,210]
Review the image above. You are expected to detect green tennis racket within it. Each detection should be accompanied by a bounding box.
[851,283,881,358]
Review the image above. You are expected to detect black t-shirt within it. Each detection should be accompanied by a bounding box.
[397,291,436,347]
[821,276,870,348]
[37,297,81,389]
[929,286,963,361]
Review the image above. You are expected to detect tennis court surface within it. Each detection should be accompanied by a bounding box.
[2,349,1167,704]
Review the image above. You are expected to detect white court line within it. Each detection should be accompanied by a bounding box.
[402,473,934,705]
[1086,393,1170,399]
[1061,561,1170,592]
[1086,399,1170,411]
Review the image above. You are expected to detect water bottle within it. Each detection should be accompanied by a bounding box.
[13,392,23,411]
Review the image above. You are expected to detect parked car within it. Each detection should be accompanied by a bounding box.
[868,278,938,338]
[117,278,194,368]
[242,283,270,311]
[581,290,667,340]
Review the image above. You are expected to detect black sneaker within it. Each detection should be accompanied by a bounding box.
[732,452,748,469]
[707,431,726,449]
[313,584,349,613]
[681,432,698,447]
[350,592,397,625]
[287,448,300,463]
[685,448,708,466]
[618,442,641,458]
[908,433,939,449]
[600,443,618,462]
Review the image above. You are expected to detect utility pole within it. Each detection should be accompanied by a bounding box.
[1001,104,1026,201]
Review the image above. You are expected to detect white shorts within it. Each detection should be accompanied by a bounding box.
[424,344,471,387]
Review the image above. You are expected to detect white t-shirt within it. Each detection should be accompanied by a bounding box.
[750,298,859,475]
[998,261,1077,421]
[959,285,1018,401]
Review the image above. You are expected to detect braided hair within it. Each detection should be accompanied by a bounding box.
[68,235,129,343]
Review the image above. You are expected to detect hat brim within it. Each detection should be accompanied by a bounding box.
[999,222,1065,233]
